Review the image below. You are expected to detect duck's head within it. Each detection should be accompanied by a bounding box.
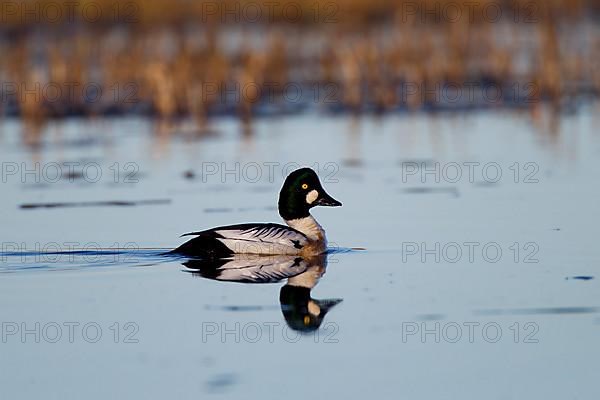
[278,167,342,220]
[279,284,343,332]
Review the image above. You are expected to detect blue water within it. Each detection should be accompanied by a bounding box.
[1,106,599,399]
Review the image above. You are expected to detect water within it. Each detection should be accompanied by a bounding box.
[1,106,600,399]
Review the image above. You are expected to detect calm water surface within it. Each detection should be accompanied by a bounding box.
[1,106,599,399]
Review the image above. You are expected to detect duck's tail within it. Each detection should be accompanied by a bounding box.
[168,234,234,259]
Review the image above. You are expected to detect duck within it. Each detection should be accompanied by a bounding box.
[171,167,342,258]
[182,254,324,284]
[183,254,343,331]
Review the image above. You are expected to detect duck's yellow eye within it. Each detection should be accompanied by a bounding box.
[301,183,308,190]
[303,315,310,325]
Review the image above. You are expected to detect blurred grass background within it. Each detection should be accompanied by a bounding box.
[0,0,599,136]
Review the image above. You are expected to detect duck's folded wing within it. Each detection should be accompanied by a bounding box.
[175,223,309,256]
[183,255,310,283]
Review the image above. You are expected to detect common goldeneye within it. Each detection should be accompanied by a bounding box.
[183,254,342,331]
[172,167,342,257]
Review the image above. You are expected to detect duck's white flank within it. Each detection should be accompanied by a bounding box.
[285,215,326,242]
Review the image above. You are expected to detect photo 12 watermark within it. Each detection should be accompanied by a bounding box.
[401,161,540,185]
[0,1,141,24]
[198,1,339,23]
[401,242,540,264]
[402,321,540,343]
[397,1,540,24]
[196,161,339,184]
[0,81,139,106]
[1,242,141,264]
[1,162,139,185]
[201,321,339,344]
[197,81,341,104]
[1,321,140,344]
[398,81,540,106]
[0,79,545,114]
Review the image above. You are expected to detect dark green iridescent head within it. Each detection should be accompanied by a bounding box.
[278,167,342,220]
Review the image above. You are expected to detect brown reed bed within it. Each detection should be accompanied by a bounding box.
[1,0,598,27]
[0,0,599,132]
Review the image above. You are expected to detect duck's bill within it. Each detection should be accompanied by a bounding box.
[317,298,343,313]
[316,192,342,207]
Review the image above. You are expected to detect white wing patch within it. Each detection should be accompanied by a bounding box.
[214,225,309,255]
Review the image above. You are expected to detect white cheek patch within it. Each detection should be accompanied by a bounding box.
[306,190,319,204]
[307,301,321,316]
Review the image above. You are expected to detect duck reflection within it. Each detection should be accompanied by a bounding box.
[182,254,342,332]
